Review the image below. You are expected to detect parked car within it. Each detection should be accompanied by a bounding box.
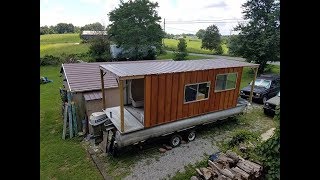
[263,91,280,116]
[240,74,280,104]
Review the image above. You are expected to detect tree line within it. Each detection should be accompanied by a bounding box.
[40,22,106,35]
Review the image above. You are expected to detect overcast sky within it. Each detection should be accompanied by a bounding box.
[40,0,247,35]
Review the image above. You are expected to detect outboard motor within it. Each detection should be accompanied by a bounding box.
[89,112,110,144]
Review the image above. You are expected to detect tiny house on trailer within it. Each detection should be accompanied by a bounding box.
[98,59,259,154]
[60,60,170,135]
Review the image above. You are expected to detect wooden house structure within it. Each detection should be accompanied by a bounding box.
[99,59,259,134]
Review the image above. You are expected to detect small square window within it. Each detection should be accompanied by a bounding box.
[184,82,210,103]
[215,73,237,92]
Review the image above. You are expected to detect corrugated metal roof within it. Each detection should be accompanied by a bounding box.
[100,59,259,78]
[83,91,102,101]
[62,60,172,92]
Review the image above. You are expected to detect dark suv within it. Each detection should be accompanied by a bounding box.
[240,74,280,104]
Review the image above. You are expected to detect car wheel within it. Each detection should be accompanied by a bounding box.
[170,134,182,147]
[187,130,196,142]
[262,96,268,104]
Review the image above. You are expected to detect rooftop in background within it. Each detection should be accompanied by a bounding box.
[81,30,107,35]
[61,60,172,92]
[100,59,259,79]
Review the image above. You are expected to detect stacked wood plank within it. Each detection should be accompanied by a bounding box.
[62,91,79,139]
[192,150,263,180]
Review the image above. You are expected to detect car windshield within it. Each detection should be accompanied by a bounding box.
[250,79,271,88]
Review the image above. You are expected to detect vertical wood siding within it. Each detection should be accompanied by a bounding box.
[144,67,244,127]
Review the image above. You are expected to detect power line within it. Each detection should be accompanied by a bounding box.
[165,18,246,22]
[166,21,247,24]
[165,26,197,33]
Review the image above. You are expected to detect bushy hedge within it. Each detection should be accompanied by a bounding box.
[40,53,90,66]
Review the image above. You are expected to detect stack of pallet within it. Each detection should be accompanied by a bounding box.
[62,91,78,139]
[192,150,263,180]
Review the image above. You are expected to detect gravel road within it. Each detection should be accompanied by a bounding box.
[124,138,219,180]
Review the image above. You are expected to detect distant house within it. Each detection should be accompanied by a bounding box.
[80,30,108,41]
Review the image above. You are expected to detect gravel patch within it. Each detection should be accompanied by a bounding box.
[124,138,219,180]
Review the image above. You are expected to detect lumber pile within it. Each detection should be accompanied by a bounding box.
[192,150,263,180]
[61,90,79,139]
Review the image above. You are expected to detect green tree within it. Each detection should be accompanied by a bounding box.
[40,26,50,35]
[196,29,205,39]
[88,36,112,62]
[229,0,280,74]
[173,38,188,61]
[55,23,75,34]
[80,22,105,32]
[108,0,164,60]
[201,25,221,52]
[74,26,81,33]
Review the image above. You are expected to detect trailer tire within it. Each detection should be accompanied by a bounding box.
[170,134,182,147]
[187,130,196,142]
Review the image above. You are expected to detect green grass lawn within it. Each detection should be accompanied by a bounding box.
[163,38,229,55]
[40,66,102,180]
[41,33,81,44]
[40,34,89,57]
[40,43,90,57]
[40,34,231,59]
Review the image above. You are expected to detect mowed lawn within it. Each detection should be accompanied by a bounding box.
[40,66,102,180]
[40,34,229,58]
[40,34,89,57]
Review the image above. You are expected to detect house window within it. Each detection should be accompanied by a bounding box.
[184,82,210,103]
[215,73,237,92]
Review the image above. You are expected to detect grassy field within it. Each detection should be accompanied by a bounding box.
[40,33,81,44]
[40,66,102,179]
[40,34,89,57]
[40,34,230,58]
[164,38,229,55]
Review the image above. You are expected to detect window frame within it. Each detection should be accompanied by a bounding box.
[183,81,211,104]
[214,72,238,92]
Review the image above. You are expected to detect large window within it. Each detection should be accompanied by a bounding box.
[215,73,237,92]
[184,82,210,103]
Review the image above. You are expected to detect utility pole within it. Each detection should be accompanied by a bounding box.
[162,18,165,47]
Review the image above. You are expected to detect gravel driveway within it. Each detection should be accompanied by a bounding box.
[87,104,274,180]
[125,138,219,180]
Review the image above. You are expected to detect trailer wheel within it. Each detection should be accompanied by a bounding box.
[187,130,196,141]
[170,134,182,147]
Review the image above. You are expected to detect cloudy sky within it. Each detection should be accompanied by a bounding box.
[40,0,247,35]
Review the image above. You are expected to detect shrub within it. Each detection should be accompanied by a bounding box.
[40,55,61,66]
[173,38,188,61]
[228,130,259,148]
[256,128,280,179]
[215,44,224,55]
[143,48,157,60]
[88,36,112,62]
